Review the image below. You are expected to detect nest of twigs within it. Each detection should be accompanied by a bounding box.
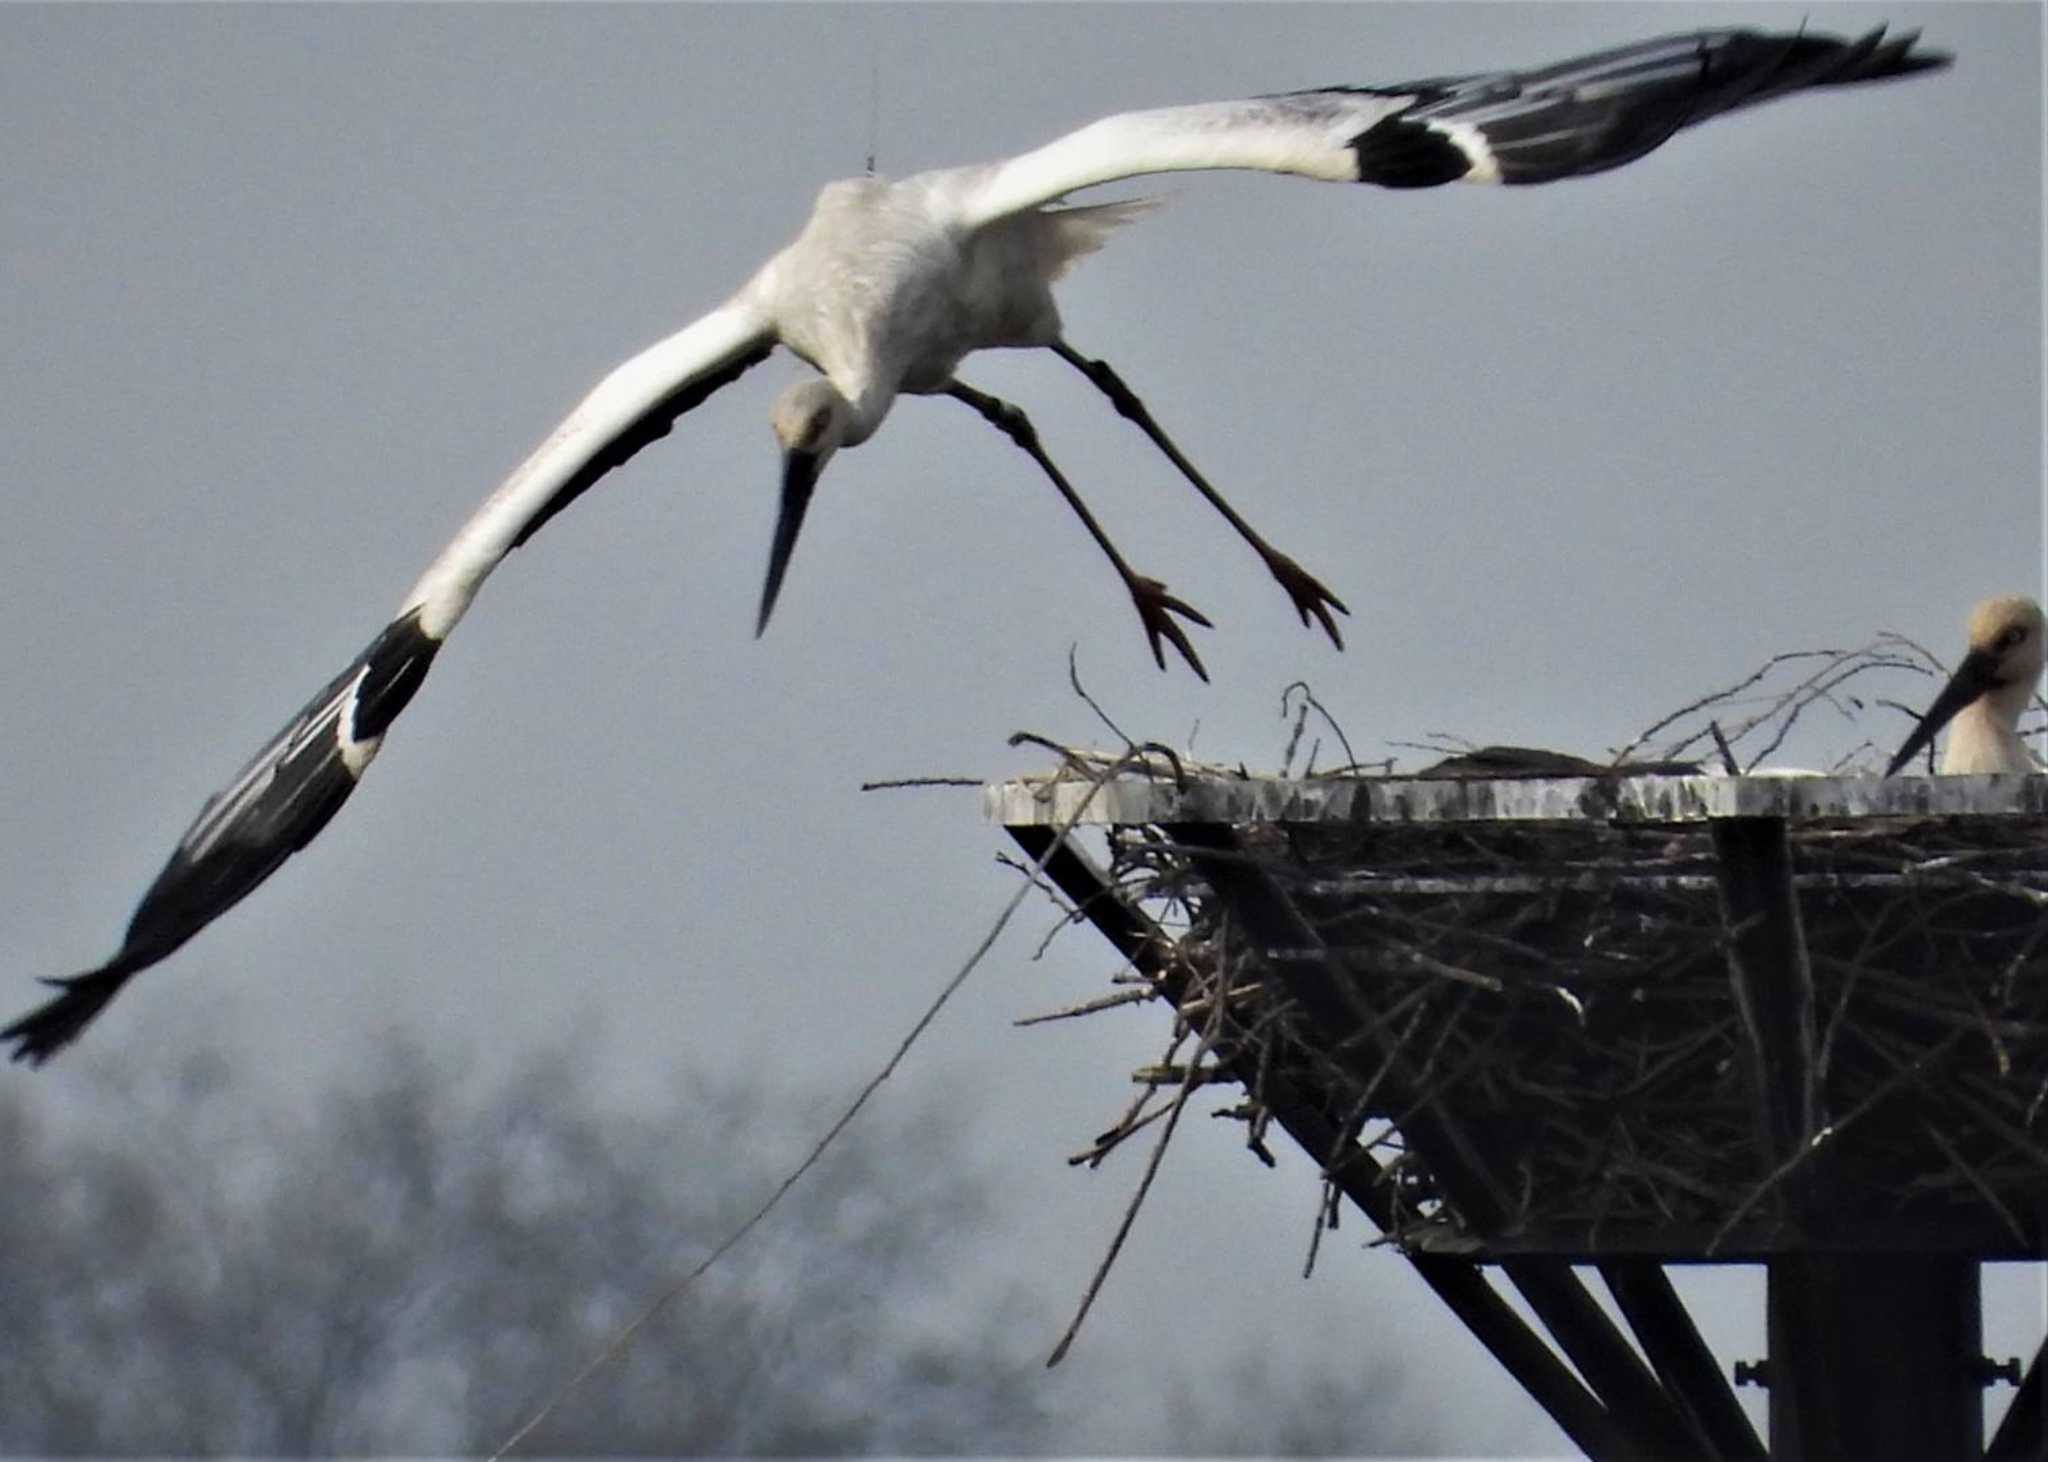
[1030,635,2048,1262]
[1125,809,2048,1255]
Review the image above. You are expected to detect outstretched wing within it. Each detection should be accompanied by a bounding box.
[953,26,1945,227]
[4,300,775,1065]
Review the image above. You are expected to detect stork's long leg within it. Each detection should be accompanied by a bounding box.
[1051,340,1350,650]
[944,381,1211,681]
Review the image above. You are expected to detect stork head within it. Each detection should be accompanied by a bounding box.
[1885,594,2046,775]
[758,379,855,637]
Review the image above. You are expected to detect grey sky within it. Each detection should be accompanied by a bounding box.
[1,3,2039,1453]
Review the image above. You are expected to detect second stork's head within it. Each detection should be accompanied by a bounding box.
[1886,594,2047,775]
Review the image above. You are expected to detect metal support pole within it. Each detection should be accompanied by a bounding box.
[1988,1337,2047,1460]
[1767,1255,1982,1459]
[1600,1261,1765,1460]
[1713,816,1845,1458]
[1501,1260,1712,1460]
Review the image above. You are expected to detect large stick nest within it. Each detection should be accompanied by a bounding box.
[1121,809,2048,1256]
[1038,638,2048,1259]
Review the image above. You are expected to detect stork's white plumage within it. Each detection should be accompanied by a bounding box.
[3,25,1946,1063]
[1886,596,2046,776]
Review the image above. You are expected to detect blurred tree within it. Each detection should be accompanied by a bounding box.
[0,1045,1050,1455]
[0,1045,1428,1456]
[1165,1350,1426,1457]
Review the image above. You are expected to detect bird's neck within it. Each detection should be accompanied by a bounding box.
[838,378,897,448]
[1940,694,2039,774]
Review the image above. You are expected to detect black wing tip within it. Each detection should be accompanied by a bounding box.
[4,601,451,1070]
[1873,33,1952,80]
[1354,22,1950,190]
[3,964,135,1067]
[1773,25,1951,85]
[7,618,415,1069]
[1893,50,1953,78]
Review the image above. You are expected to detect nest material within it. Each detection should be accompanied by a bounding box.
[1037,640,2048,1260]
[1107,808,2048,1257]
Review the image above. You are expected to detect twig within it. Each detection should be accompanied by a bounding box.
[1708,721,1740,776]
[1046,952,1237,1366]
[858,775,983,791]
[1278,682,1361,778]
[1920,1118,2028,1247]
[1303,1178,1341,1279]
[1614,648,1841,763]
[1176,980,1267,1020]
[1013,987,1157,1026]
[1130,1062,1225,1087]
[1068,1099,1171,1167]
[1068,643,1132,748]
[1708,1030,1962,1254]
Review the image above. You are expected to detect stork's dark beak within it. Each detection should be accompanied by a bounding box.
[1885,647,2003,775]
[757,448,821,637]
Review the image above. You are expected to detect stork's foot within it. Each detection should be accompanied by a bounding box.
[1263,550,1350,650]
[1127,575,1213,682]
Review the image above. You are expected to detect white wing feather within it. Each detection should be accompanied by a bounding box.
[950,27,1944,230]
[401,297,773,639]
[951,94,1408,230]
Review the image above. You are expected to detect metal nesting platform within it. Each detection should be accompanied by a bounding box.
[990,764,2048,1461]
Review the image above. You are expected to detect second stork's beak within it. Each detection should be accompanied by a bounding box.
[757,448,822,638]
[1884,648,2004,776]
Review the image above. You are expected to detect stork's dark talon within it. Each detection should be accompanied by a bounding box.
[1128,575,1212,681]
[1049,343,1354,652]
[1264,551,1350,650]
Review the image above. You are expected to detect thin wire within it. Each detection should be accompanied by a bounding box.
[487,748,1143,1457]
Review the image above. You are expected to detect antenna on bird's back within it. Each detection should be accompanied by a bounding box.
[864,31,880,175]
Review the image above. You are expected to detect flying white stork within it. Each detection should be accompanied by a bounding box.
[4,24,1946,1063]
[1886,596,2046,775]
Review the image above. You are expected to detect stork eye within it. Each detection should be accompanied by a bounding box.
[1997,625,2028,651]
[806,406,832,444]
